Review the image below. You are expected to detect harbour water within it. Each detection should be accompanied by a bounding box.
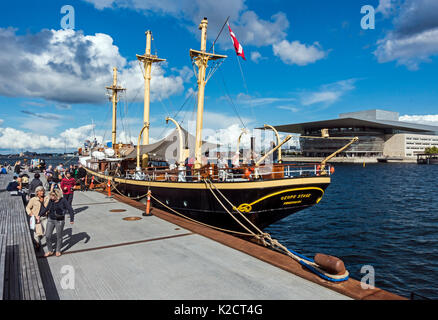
[266,163,438,299]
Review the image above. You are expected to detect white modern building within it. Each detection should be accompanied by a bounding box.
[274,109,438,160]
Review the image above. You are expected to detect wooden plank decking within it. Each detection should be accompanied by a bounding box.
[0,173,46,300]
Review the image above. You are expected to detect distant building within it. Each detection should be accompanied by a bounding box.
[274,109,438,159]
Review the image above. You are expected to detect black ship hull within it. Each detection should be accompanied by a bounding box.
[86,169,330,232]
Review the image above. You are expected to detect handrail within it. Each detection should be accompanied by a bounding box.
[118,163,332,183]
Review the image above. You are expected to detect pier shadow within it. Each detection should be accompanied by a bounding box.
[61,228,91,253]
[72,206,88,215]
[36,254,60,300]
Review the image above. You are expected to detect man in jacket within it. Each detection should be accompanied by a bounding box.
[26,186,49,249]
[77,164,87,191]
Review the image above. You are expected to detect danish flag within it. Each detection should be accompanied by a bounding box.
[227,23,246,60]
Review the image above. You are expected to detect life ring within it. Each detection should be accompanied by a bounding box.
[316,165,321,176]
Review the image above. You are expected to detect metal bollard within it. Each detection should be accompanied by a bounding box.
[143,190,152,216]
[106,179,112,198]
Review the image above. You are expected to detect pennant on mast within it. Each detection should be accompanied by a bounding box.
[227,23,246,60]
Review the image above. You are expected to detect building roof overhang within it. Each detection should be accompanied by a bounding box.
[268,117,438,135]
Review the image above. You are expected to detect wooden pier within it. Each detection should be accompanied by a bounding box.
[0,174,46,300]
[0,172,405,300]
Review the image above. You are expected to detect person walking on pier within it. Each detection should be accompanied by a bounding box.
[44,165,54,178]
[41,190,74,257]
[14,161,22,175]
[61,171,76,206]
[26,186,49,250]
[29,173,43,198]
[77,164,87,191]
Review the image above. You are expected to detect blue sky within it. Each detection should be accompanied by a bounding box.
[0,0,437,152]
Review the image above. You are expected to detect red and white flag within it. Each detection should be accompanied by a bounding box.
[227,23,246,60]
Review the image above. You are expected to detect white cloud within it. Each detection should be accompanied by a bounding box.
[399,114,438,126]
[0,119,3,126]
[0,28,186,104]
[233,11,289,47]
[83,0,290,49]
[374,0,438,70]
[300,79,357,106]
[0,124,96,150]
[277,105,299,112]
[84,0,246,41]
[202,123,280,152]
[250,51,263,63]
[374,27,438,70]
[376,0,398,17]
[235,94,296,108]
[272,40,327,66]
[83,0,332,69]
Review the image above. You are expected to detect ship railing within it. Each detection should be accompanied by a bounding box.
[121,163,332,182]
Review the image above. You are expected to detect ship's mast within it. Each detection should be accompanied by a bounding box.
[136,31,166,166]
[106,67,126,148]
[190,18,227,169]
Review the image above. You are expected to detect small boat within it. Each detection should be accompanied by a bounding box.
[417,153,438,165]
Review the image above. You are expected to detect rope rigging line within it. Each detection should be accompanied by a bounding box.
[118,92,128,144]
[121,91,134,144]
[178,89,197,129]
[100,99,113,145]
[217,68,247,129]
[203,178,350,282]
[235,53,249,95]
[208,16,230,54]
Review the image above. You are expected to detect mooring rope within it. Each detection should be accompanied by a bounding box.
[204,178,349,282]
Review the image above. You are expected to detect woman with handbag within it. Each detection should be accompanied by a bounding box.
[26,186,49,249]
[40,189,74,257]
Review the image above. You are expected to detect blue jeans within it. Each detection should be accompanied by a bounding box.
[45,218,65,253]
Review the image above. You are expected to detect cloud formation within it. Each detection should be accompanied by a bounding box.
[83,0,325,68]
[374,0,438,70]
[0,124,95,150]
[272,40,327,66]
[300,79,357,106]
[83,0,287,48]
[0,28,187,104]
[399,114,438,126]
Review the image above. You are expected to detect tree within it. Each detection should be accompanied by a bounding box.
[424,146,438,154]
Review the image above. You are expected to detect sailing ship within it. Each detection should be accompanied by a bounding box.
[79,18,357,234]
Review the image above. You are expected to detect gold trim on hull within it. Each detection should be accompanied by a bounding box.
[235,187,325,213]
[85,168,330,190]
